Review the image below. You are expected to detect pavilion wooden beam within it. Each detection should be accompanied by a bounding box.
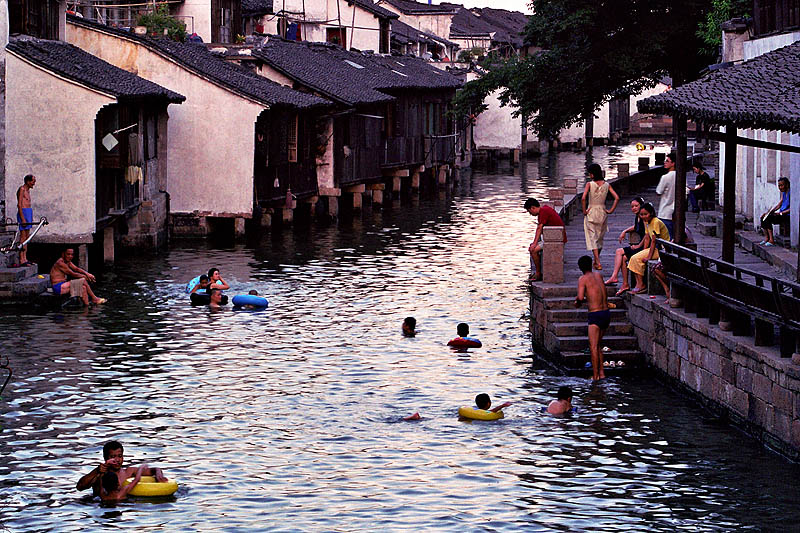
[674,116,688,244]
[707,130,800,154]
[722,124,737,263]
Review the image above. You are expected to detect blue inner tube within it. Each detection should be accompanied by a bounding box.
[232,294,269,309]
[190,292,229,306]
[186,276,224,294]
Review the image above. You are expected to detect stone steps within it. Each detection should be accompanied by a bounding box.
[0,274,49,298]
[555,334,640,352]
[551,321,634,337]
[0,264,38,282]
[543,296,626,310]
[546,308,628,321]
[697,221,716,237]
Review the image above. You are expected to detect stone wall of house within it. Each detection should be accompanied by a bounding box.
[628,294,800,461]
[67,22,262,222]
[4,52,114,243]
[172,0,212,42]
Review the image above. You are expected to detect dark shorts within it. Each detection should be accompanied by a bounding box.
[623,246,637,259]
[17,207,33,231]
[52,281,67,294]
[587,309,611,330]
[763,212,790,227]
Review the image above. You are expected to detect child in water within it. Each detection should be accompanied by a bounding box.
[100,464,148,502]
[402,317,416,337]
[447,323,482,347]
[546,386,574,415]
[475,393,511,413]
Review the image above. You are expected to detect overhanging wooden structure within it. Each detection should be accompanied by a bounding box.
[638,40,800,280]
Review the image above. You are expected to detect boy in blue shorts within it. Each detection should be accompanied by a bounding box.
[575,255,609,380]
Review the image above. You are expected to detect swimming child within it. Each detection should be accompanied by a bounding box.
[402,317,416,337]
[100,464,147,502]
[447,323,482,347]
[189,274,210,294]
[546,386,574,415]
[475,393,511,413]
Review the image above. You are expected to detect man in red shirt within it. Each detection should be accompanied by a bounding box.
[525,198,566,281]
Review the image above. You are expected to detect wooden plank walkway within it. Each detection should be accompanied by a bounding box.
[528,180,795,375]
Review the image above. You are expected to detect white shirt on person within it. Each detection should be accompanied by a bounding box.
[656,170,675,221]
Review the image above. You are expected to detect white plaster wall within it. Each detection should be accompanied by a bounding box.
[381,7,452,43]
[67,23,262,217]
[0,0,8,48]
[316,117,334,188]
[5,53,114,241]
[472,86,521,149]
[717,32,800,246]
[451,36,490,54]
[173,0,212,41]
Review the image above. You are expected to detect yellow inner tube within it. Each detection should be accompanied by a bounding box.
[458,406,504,421]
[635,142,645,151]
[123,475,179,497]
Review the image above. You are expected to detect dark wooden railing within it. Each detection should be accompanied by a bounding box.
[424,135,456,167]
[658,239,800,356]
[383,137,424,168]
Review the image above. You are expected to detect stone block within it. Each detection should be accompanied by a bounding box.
[548,189,564,201]
[748,395,768,426]
[668,352,681,379]
[366,183,385,190]
[730,387,749,417]
[704,351,722,377]
[720,358,735,384]
[344,184,366,193]
[736,365,753,394]
[792,420,800,449]
[563,177,578,190]
[319,187,341,197]
[773,410,791,444]
[699,368,714,398]
[681,362,697,391]
[772,384,792,413]
[753,373,773,404]
[617,163,629,177]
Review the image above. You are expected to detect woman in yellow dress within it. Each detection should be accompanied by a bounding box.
[582,163,619,271]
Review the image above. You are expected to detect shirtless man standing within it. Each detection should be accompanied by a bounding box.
[16,174,36,266]
[575,255,610,380]
[49,248,106,305]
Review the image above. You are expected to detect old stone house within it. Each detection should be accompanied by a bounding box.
[1,0,184,265]
[248,37,463,211]
[390,18,458,60]
[66,16,330,237]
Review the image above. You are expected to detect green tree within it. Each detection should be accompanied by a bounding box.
[453,0,716,139]
[696,0,750,58]
[137,5,187,42]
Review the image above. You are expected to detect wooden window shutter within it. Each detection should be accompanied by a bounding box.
[288,115,298,162]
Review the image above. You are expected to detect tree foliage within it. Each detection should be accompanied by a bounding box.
[696,0,750,58]
[453,0,716,139]
[137,5,187,42]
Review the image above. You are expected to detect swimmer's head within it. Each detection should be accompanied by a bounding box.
[402,317,416,336]
[248,290,258,295]
[102,471,120,495]
[578,255,593,274]
[457,323,469,337]
[475,393,491,409]
[208,268,220,281]
[103,440,123,461]
[209,288,223,303]
[198,274,209,287]
[557,386,573,401]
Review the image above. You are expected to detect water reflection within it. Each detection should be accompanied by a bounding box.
[1,146,798,531]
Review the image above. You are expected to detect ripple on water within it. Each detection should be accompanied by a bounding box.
[2,152,800,531]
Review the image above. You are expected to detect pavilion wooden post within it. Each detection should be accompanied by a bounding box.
[722,124,738,263]
[674,116,688,244]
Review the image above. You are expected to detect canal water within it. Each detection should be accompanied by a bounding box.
[1,146,799,531]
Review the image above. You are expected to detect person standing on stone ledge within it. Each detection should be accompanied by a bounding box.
[581,163,619,271]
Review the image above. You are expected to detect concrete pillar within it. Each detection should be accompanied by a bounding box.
[437,166,447,186]
[328,196,339,218]
[617,162,630,177]
[234,217,245,238]
[260,208,273,228]
[344,184,365,211]
[392,177,401,193]
[638,156,650,170]
[103,226,114,265]
[548,188,564,207]
[77,244,89,271]
[542,226,564,284]
[367,183,385,207]
[411,172,421,190]
[562,177,578,193]
[305,195,318,217]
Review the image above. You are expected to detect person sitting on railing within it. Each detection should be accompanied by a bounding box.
[688,160,714,213]
[605,196,647,286]
[620,202,670,296]
[759,177,790,247]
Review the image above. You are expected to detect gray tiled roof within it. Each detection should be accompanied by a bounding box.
[382,0,458,15]
[242,0,272,16]
[348,0,398,19]
[252,37,461,105]
[6,37,185,103]
[637,41,800,133]
[470,8,528,48]
[391,18,458,48]
[67,15,329,109]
